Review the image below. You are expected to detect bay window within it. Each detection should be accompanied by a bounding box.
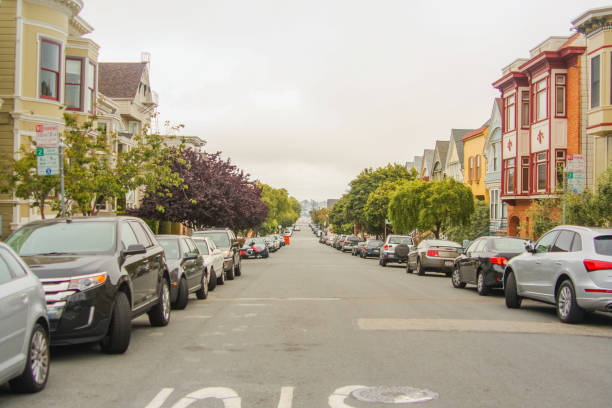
[504,158,515,194]
[521,156,530,193]
[40,39,61,100]
[505,94,515,131]
[591,55,600,108]
[555,74,566,116]
[535,79,547,121]
[521,91,530,128]
[536,152,547,192]
[65,58,82,110]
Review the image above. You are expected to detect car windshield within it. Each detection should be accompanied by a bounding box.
[367,240,383,246]
[491,238,528,252]
[250,238,266,245]
[196,231,230,248]
[594,236,612,255]
[159,239,180,259]
[427,240,461,248]
[389,236,413,245]
[193,240,209,255]
[6,221,116,256]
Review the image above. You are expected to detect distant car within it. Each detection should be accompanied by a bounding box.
[452,236,528,295]
[6,217,171,354]
[157,235,208,308]
[334,235,346,250]
[380,235,414,266]
[361,239,383,258]
[342,235,360,252]
[192,237,224,289]
[241,237,270,259]
[293,225,300,231]
[0,243,50,393]
[407,239,462,276]
[353,241,366,256]
[504,226,612,323]
[193,229,242,280]
[264,236,278,252]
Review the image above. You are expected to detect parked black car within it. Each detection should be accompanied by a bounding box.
[193,229,242,280]
[157,235,208,309]
[452,236,528,295]
[5,217,171,354]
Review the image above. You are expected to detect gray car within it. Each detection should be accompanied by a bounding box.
[504,226,612,323]
[407,239,462,276]
[0,243,50,393]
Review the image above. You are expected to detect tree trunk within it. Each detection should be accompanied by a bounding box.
[39,195,46,220]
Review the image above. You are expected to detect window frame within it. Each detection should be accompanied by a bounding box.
[505,94,516,132]
[521,156,530,194]
[65,57,83,111]
[39,38,62,101]
[591,55,600,109]
[521,90,530,129]
[87,62,96,114]
[555,74,566,118]
[535,151,548,193]
[534,78,548,122]
[504,158,515,195]
[555,149,566,192]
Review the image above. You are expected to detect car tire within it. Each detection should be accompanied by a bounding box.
[416,258,425,275]
[218,270,226,285]
[451,266,466,288]
[406,261,412,274]
[149,277,171,327]
[380,258,387,267]
[208,268,217,291]
[235,259,242,276]
[195,271,208,300]
[100,291,131,354]
[226,263,235,280]
[174,277,189,309]
[504,271,522,309]
[557,280,585,324]
[9,323,50,393]
[476,272,490,296]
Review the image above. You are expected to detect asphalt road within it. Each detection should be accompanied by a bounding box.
[2,229,612,407]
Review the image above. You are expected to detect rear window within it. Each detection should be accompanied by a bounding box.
[389,236,413,245]
[491,238,528,253]
[367,240,383,246]
[594,236,612,256]
[195,231,230,248]
[427,240,461,248]
[159,239,180,259]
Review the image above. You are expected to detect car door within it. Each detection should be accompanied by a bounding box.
[0,250,29,375]
[520,230,559,300]
[119,221,148,308]
[209,240,224,273]
[545,230,577,301]
[129,221,159,302]
[461,240,483,283]
[185,238,203,290]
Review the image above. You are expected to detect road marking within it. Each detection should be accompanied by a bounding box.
[277,386,294,408]
[172,387,241,408]
[356,318,612,338]
[328,385,366,408]
[144,388,174,408]
[210,297,342,301]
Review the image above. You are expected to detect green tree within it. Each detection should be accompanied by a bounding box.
[329,195,350,233]
[310,208,329,228]
[565,165,612,227]
[258,184,299,235]
[364,180,405,237]
[527,198,561,239]
[445,200,490,243]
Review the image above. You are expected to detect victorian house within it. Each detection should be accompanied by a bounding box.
[483,99,507,235]
[444,129,472,181]
[431,140,449,181]
[420,149,434,181]
[462,123,489,202]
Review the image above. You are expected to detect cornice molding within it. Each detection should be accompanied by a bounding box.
[25,0,83,17]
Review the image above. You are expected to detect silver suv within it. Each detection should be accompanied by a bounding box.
[380,235,414,266]
[0,243,50,393]
[504,226,612,323]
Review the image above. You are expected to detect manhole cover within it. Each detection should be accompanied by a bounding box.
[351,386,438,404]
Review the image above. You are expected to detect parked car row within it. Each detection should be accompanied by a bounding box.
[0,217,247,393]
[240,234,286,259]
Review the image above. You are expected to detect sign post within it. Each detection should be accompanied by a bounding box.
[35,124,65,217]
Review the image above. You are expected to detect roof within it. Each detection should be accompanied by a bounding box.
[450,129,473,167]
[433,140,450,169]
[462,125,488,141]
[99,62,147,99]
[572,6,612,27]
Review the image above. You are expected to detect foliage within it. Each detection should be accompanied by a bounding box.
[363,180,405,237]
[257,184,299,235]
[329,195,350,233]
[565,165,612,227]
[444,200,490,244]
[526,197,562,239]
[388,178,474,238]
[309,208,329,228]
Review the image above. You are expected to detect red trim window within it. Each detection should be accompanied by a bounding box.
[521,156,530,194]
[504,158,515,194]
[535,152,548,193]
[65,58,83,111]
[555,74,566,117]
[521,91,530,128]
[87,62,96,114]
[535,78,548,122]
[505,94,515,132]
[555,150,566,191]
[40,39,61,100]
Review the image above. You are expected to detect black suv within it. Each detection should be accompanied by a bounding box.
[192,229,242,280]
[6,216,171,354]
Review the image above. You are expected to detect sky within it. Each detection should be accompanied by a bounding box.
[80,0,604,202]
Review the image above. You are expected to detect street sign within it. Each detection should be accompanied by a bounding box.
[36,147,60,176]
[35,124,59,147]
[566,154,585,194]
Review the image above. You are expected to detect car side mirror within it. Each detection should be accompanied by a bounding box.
[123,243,146,256]
[525,243,535,253]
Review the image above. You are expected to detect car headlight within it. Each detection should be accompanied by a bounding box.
[225,250,231,257]
[68,272,107,292]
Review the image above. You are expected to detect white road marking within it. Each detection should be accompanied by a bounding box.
[144,388,174,408]
[276,386,294,408]
[171,387,241,408]
[356,318,612,337]
[328,385,366,408]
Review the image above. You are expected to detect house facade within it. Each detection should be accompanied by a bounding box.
[462,124,489,202]
[420,149,434,181]
[0,0,98,238]
[493,35,586,238]
[431,140,449,181]
[483,99,507,234]
[444,129,472,181]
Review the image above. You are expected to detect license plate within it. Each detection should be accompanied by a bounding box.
[373,250,379,254]
[445,261,453,266]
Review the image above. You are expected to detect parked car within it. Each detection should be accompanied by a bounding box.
[452,236,528,295]
[242,237,270,258]
[334,235,346,250]
[407,239,462,276]
[5,217,171,354]
[379,235,414,266]
[293,225,300,231]
[504,226,612,323]
[275,234,285,247]
[342,235,360,252]
[0,243,50,393]
[157,235,208,308]
[361,239,383,258]
[264,236,279,252]
[193,229,242,280]
[192,236,224,290]
[353,241,366,256]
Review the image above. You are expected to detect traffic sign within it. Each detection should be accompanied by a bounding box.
[566,154,585,194]
[36,148,60,176]
[35,124,59,147]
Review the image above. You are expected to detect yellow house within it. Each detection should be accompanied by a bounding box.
[0,0,98,238]
[463,124,490,202]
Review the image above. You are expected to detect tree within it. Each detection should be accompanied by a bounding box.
[329,195,350,233]
[445,200,490,244]
[388,179,429,234]
[363,180,405,237]
[258,184,299,235]
[526,198,561,239]
[565,165,612,227]
[310,208,329,228]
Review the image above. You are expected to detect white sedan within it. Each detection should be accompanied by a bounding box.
[192,237,226,289]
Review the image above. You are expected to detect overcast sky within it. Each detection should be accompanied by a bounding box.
[81,0,603,201]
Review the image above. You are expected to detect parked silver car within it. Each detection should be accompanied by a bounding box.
[0,243,50,393]
[504,226,612,323]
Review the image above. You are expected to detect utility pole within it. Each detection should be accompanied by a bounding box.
[59,140,66,217]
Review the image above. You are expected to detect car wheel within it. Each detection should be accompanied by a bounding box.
[218,269,226,285]
[9,323,50,393]
[149,277,171,326]
[208,268,217,291]
[226,262,235,280]
[504,271,522,309]
[196,271,208,300]
[451,266,466,288]
[476,272,490,296]
[557,280,585,324]
[416,258,425,275]
[380,258,387,267]
[234,259,242,276]
[100,291,131,354]
[173,277,189,309]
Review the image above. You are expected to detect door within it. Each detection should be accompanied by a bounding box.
[461,240,484,283]
[545,230,577,301]
[520,231,559,300]
[0,252,29,375]
[130,221,157,302]
[184,238,202,290]
[119,222,148,308]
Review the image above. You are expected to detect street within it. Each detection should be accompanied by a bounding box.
[2,229,611,408]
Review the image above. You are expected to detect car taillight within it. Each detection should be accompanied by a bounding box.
[345,241,349,244]
[240,250,245,256]
[427,250,439,257]
[490,257,508,266]
[384,244,389,250]
[583,259,612,272]
[252,246,259,253]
